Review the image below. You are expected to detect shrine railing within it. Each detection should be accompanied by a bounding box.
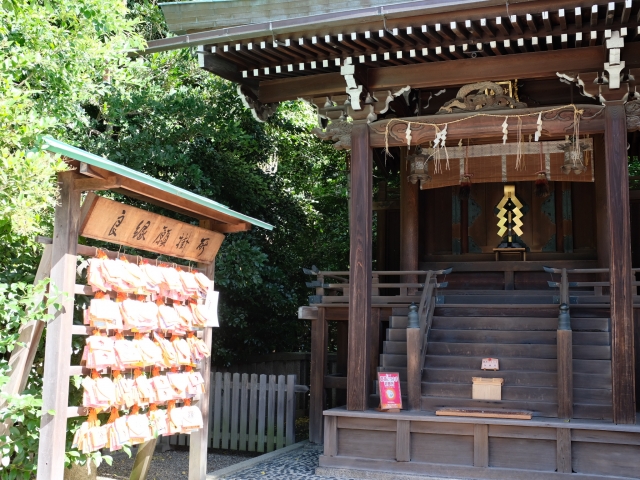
[543,266,640,305]
[302,267,449,306]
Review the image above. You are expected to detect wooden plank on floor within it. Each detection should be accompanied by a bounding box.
[437,408,533,420]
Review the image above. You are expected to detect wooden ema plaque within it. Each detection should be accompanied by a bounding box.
[80,195,224,263]
[377,372,402,412]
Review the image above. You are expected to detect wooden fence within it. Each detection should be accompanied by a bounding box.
[210,352,339,415]
[161,373,298,452]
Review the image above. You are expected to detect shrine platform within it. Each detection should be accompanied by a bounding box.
[317,407,640,480]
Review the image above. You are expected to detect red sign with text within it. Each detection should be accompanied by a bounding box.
[378,372,402,410]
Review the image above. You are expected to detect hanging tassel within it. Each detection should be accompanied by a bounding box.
[535,171,550,197]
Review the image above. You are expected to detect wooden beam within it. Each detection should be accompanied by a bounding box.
[36,171,81,480]
[309,307,328,443]
[604,100,636,424]
[369,105,605,147]
[259,43,640,103]
[347,123,372,411]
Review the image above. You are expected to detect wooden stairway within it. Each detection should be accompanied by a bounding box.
[379,295,613,420]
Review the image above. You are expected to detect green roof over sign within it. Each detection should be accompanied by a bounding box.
[42,136,274,230]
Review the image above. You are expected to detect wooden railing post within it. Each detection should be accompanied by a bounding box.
[557,303,573,420]
[406,303,421,411]
[310,307,328,443]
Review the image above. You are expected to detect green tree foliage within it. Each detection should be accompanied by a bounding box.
[1,0,349,474]
[76,48,349,363]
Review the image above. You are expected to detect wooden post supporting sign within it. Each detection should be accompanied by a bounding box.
[37,172,81,479]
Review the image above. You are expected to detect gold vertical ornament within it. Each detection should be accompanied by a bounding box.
[496,185,523,245]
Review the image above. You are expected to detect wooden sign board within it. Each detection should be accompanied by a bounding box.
[377,372,402,411]
[80,195,224,263]
[481,358,499,371]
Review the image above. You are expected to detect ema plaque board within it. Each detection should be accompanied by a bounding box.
[80,195,224,263]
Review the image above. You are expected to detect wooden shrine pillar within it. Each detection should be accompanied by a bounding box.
[376,181,387,271]
[400,148,419,282]
[37,171,81,479]
[604,100,636,424]
[347,123,372,411]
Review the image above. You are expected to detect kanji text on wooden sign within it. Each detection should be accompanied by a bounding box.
[80,195,224,263]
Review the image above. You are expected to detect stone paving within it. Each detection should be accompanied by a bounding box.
[216,444,357,480]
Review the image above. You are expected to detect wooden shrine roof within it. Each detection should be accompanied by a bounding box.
[43,136,274,231]
[145,0,640,104]
[158,0,503,33]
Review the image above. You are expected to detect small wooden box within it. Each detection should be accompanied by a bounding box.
[472,377,504,400]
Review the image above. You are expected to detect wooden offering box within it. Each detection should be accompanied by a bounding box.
[472,377,504,401]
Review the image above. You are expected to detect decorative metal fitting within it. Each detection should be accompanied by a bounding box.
[558,303,571,331]
[407,149,432,188]
[558,138,589,175]
[407,303,419,329]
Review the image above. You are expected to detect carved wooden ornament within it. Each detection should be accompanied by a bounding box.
[438,81,527,114]
[80,196,224,263]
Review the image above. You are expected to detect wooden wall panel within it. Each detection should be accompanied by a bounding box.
[572,442,640,478]
[468,183,488,249]
[572,182,597,253]
[410,433,474,466]
[425,187,452,255]
[488,437,556,471]
[337,429,396,460]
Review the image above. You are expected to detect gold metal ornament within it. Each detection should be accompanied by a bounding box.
[496,185,523,246]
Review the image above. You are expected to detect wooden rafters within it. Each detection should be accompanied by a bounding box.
[257,42,640,103]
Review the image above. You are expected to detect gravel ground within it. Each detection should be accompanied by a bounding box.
[97,447,258,480]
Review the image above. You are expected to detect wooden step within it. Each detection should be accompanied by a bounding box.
[425,355,556,372]
[442,294,556,304]
[423,382,553,403]
[426,342,611,360]
[434,305,559,317]
[435,305,610,318]
[423,367,612,390]
[390,316,408,328]
[387,329,407,341]
[422,382,612,405]
[383,341,406,355]
[429,329,610,346]
[574,403,613,421]
[380,354,407,368]
[431,316,609,332]
[421,396,557,417]
[378,366,407,378]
